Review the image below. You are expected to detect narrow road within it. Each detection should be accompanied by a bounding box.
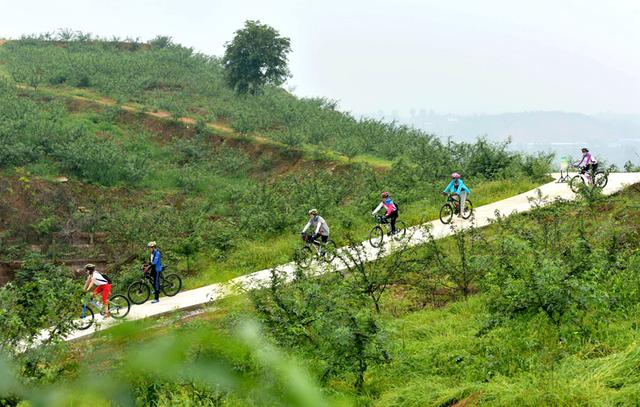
[62,173,640,341]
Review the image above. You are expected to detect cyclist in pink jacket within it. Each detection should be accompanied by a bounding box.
[372,192,399,234]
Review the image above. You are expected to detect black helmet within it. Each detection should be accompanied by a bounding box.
[581,147,589,152]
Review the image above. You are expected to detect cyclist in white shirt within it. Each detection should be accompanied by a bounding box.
[83,263,111,318]
[301,209,330,243]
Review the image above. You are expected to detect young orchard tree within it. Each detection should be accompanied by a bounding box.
[223,20,292,94]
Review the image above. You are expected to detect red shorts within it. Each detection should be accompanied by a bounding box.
[94,284,112,305]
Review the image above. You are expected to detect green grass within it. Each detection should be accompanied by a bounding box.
[371,296,640,406]
[184,177,542,287]
[7,84,545,290]
[40,186,640,406]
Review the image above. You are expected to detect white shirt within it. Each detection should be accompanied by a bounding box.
[302,215,330,236]
[92,271,109,286]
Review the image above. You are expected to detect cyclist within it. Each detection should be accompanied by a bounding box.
[575,147,598,183]
[144,241,162,304]
[82,263,111,318]
[372,192,398,234]
[301,209,330,253]
[442,173,471,217]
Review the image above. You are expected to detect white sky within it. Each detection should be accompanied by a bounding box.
[1,0,639,115]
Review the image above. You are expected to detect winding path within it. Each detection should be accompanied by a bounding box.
[61,173,640,341]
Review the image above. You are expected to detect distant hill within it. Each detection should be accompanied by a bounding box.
[370,111,640,166]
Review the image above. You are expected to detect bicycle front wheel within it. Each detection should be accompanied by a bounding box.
[161,274,182,297]
[369,225,385,248]
[74,306,95,330]
[297,246,315,269]
[323,240,338,263]
[440,203,454,224]
[461,200,474,219]
[593,171,608,189]
[128,281,150,305]
[569,175,585,193]
[109,295,130,319]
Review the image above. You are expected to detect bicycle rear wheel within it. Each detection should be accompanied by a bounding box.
[593,171,608,189]
[128,281,150,305]
[109,295,130,319]
[569,175,585,193]
[74,306,95,330]
[440,203,454,224]
[369,225,385,248]
[161,274,182,297]
[461,200,474,219]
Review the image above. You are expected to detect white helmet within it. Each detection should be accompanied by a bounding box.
[308,209,318,215]
[147,241,157,248]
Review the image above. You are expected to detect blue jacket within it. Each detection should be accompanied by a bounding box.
[443,179,471,195]
[151,249,163,272]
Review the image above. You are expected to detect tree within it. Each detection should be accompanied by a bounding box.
[222,20,291,94]
[0,255,78,352]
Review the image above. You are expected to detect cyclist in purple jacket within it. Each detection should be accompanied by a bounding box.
[575,147,598,177]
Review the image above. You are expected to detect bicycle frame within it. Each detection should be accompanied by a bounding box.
[302,234,327,255]
[81,296,104,317]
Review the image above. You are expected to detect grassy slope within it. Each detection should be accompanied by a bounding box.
[2,83,542,288]
[26,83,394,171]
[55,186,640,407]
[367,185,640,406]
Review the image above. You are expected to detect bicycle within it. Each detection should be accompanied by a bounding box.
[297,233,338,268]
[569,165,609,193]
[369,214,407,248]
[127,265,182,305]
[74,292,130,330]
[439,193,474,224]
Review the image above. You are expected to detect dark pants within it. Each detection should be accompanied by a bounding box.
[581,163,598,174]
[304,234,328,244]
[150,268,161,300]
[385,210,398,233]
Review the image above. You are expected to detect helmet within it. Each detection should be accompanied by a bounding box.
[581,147,589,152]
[84,263,96,271]
[147,241,157,248]
[308,209,318,215]
[381,191,390,198]
[451,172,461,179]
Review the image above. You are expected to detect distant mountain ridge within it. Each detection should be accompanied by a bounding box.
[366,110,640,165]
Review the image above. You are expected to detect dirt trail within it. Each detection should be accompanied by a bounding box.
[51,173,640,342]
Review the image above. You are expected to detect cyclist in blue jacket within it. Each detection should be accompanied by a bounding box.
[144,241,163,303]
[442,172,471,217]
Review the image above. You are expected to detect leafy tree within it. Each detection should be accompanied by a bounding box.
[0,254,78,352]
[222,20,291,94]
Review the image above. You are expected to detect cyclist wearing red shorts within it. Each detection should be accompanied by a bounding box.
[83,263,111,318]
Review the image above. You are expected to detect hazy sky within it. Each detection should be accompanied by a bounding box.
[1,0,638,115]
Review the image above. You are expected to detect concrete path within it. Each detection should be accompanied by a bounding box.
[62,173,640,341]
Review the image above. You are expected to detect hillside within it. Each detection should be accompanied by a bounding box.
[0,33,552,291]
[4,181,640,406]
[0,32,585,407]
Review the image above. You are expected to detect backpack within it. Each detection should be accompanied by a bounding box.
[102,273,112,284]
